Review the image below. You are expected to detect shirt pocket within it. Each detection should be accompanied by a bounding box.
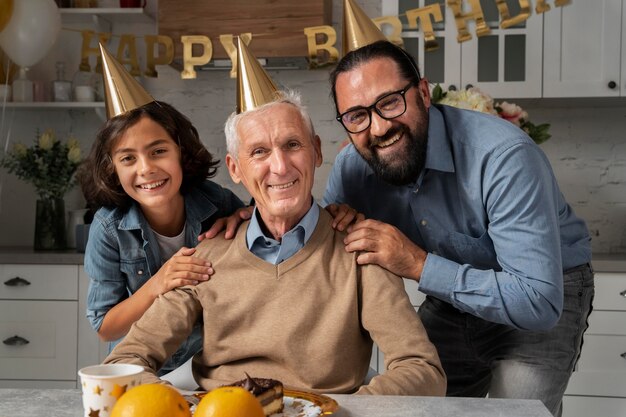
[446,229,498,269]
[120,257,151,293]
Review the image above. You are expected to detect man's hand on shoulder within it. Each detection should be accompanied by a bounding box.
[198,206,254,241]
[325,203,365,231]
[344,219,427,281]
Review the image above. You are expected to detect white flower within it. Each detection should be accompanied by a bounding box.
[12,143,27,158]
[67,146,81,164]
[438,88,497,115]
[38,129,57,150]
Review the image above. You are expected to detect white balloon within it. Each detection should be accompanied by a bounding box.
[0,0,61,68]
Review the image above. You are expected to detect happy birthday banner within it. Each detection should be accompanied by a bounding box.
[76,0,570,80]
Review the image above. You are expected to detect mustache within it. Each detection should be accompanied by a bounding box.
[369,126,406,149]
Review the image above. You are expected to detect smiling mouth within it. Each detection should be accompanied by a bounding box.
[137,179,166,190]
[375,131,403,148]
[269,180,297,190]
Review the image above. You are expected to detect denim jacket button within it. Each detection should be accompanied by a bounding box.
[138,270,143,275]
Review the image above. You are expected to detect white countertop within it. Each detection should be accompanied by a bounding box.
[0,389,553,417]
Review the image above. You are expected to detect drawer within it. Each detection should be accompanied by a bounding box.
[567,334,626,396]
[566,370,626,397]
[0,265,78,300]
[576,335,626,372]
[0,300,77,380]
[587,311,626,335]
[563,395,626,417]
[594,272,626,311]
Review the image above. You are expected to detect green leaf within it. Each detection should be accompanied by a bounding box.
[431,84,445,103]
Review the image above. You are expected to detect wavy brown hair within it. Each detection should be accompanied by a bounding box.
[78,101,219,210]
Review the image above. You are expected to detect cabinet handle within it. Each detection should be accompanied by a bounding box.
[3,276,31,287]
[448,85,457,91]
[465,84,474,89]
[620,289,626,298]
[608,81,617,89]
[2,335,30,346]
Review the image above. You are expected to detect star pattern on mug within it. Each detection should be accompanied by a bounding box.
[110,383,128,400]
[88,407,100,417]
[92,384,103,395]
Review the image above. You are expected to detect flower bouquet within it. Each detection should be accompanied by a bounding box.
[1,129,82,249]
[431,84,551,144]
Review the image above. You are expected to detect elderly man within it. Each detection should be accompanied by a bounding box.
[104,91,446,396]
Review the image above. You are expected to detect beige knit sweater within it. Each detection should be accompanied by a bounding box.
[104,209,446,396]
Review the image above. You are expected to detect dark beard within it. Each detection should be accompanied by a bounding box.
[354,110,429,186]
[366,126,428,186]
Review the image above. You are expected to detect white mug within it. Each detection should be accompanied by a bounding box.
[78,364,143,417]
[74,85,95,102]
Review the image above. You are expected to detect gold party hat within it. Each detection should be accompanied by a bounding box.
[343,0,387,55]
[99,43,154,119]
[236,37,279,114]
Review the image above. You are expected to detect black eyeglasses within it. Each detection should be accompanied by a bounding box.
[336,82,414,134]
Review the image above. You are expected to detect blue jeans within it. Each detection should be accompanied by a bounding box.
[418,263,594,417]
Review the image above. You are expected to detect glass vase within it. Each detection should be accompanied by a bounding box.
[34,197,67,250]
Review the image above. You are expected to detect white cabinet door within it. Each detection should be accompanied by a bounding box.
[0,300,77,381]
[77,266,108,370]
[563,395,626,417]
[461,0,543,98]
[382,1,462,91]
[543,0,623,97]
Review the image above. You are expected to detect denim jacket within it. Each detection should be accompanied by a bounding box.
[85,180,244,374]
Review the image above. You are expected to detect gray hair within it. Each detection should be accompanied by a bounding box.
[224,90,317,158]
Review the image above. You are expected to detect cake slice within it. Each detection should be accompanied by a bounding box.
[227,373,284,416]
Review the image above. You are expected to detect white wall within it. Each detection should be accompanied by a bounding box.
[0,0,625,254]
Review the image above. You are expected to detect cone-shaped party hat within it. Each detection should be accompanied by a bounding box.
[342,0,387,56]
[236,37,279,114]
[99,43,154,119]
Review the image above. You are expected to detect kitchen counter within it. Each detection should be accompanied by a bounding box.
[0,246,84,264]
[0,246,624,271]
[0,389,552,417]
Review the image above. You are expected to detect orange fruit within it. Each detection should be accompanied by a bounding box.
[194,386,264,417]
[110,383,191,417]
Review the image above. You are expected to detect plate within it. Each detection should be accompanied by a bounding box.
[283,389,339,415]
[190,388,338,416]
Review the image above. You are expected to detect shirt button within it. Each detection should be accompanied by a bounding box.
[420,219,427,226]
[137,270,143,275]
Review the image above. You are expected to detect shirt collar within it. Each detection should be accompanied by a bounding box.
[246,198,319,249]
[424,105,455,174]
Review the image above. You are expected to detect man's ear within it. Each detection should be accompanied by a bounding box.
[418,78,431,109]
[225,154,241,184]
[313,135,323,167]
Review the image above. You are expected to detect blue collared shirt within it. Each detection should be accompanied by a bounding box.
[323,104,591,331]
[246,200,319,264]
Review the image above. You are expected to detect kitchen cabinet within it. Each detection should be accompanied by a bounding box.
[563,269,626,417]
[0,262,106,389]
[382,0,542,98]
[543,0,625,97]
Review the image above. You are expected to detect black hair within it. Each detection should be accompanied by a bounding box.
[330,40,421,111]
[78,101,219,210]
